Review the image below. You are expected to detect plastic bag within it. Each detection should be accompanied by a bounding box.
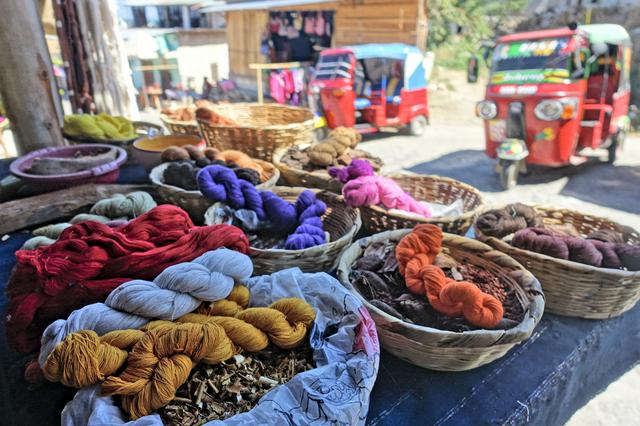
[61,268,380,425]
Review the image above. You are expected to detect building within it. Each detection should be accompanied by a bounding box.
[198,0,428,90]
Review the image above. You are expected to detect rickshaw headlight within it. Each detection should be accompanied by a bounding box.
[534,100,563,121]
[476,100,497,120]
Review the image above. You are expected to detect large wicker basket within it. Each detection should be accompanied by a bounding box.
[360,173,485,235]
[197,103,314,161]
[337,229,545,371]
[160,114,200,138]
[149,160,279,222]
[273,146,384,193]
[481,206,640,319]
[204,187,361,275]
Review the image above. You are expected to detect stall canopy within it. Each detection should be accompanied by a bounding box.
[200,0,336,13]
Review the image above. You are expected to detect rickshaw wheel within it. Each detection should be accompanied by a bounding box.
[409,115,428,136]
[607,130,625,164]
[498,160,519,190]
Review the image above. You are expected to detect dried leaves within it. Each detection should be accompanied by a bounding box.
[160,345,314,426]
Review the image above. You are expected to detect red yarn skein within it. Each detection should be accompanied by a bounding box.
[6,205,249,353]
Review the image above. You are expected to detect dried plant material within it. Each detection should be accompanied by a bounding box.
[159,344,314,426]
[280,146,383,172]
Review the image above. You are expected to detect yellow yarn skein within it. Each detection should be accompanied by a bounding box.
[197,284,250,316]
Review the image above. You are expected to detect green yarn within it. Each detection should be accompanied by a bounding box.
[89,192,157,219]
[33,223,72,239]
[21,236,56,250]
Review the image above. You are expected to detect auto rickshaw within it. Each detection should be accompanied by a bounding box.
[310,43,429,135]
[476,24,632,188]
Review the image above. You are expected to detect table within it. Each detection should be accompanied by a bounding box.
[0,160,638,426]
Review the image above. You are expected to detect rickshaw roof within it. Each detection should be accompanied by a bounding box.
[580,24,631,46]
[348,44,422,61]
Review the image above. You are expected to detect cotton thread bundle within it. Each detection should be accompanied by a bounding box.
[43,298,314,418]
[37,249,253,367]
[197,165,327,247]
[328,158,375,183]
[342,175,432,217]
[396,224,504,328]
[197,284,250,316]
[475,203,544,239]
[7,205,249,352]
[512,227,640,270]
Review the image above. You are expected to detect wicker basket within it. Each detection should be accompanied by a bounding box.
[481,206,640,319]
[360,173,485,235]
[160,114,201,138]
[197,103,314,161]
[149,159,279,222]
[337,229,545,371]
[204,187,361,275]
[273,146,384,193]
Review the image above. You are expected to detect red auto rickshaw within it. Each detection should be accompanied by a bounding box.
[310,43,429,135]
[476,24,632,188]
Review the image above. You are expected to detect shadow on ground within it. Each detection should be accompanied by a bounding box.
[408,150,640,213]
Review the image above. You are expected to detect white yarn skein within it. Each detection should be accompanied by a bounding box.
[38,248,253,367]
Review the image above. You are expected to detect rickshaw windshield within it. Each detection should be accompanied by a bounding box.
[315,53,352,80]
[492,38,571,72]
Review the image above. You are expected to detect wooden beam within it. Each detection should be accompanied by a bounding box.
[0,184,155,235]
[0,0,65,154]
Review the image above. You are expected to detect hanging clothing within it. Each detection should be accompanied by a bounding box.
[270,71,287,104]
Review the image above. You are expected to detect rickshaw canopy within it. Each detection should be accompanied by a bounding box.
[580,24,632,47]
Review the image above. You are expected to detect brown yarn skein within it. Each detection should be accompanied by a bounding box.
[475,203,544,239]
[160,146,190,162]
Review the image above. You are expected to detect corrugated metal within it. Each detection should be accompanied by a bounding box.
[199,0,335,13]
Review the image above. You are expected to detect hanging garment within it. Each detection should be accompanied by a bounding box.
[282,70,295,100]
[304,15,316,35]
[315,12,326,36]
[269,71,287,104]
[293,68,305,94]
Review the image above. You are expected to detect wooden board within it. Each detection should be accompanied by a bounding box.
[0,184,155,235]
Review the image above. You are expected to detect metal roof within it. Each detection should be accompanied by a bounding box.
[199,0,336,13]
[580,24,632,46]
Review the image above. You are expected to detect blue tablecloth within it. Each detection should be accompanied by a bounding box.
[0,161,638,426]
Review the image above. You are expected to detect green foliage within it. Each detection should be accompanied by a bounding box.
[427,0,529,69]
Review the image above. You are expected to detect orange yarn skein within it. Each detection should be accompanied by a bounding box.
[395,224,503,328]
[207,149,267,181]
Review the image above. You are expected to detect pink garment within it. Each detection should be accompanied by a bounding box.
[342,175,432,217]
[304,16,315,34]
[315,13,326,36]
[269,71,287,104]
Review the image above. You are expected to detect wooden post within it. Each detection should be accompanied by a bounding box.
[256,68,264,104]
[0,0,65,154]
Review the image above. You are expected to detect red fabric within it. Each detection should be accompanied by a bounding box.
[6,205,249,353]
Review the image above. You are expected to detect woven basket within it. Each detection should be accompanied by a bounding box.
[360,174,485,235]
[337,229,545,371]
[273,146,384,193]
[481,206,640,319]
[160,114,201,138]
[149,159,279,222]
[197,103,314,161]
[204,187,361,275]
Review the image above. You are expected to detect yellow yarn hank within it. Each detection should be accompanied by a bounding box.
[102,322,233,419]
[42,329,139,388]
[197,284,250,316]
[63,114,136,140]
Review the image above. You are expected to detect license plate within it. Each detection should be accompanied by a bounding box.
[489,119,506,142]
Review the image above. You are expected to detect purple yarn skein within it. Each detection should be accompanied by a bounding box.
[328,159,375,183]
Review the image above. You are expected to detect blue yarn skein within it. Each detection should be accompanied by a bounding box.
[285,190,327,250]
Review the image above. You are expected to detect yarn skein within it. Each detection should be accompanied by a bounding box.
[475,203,544,239]
[512,227,640,270]
[43,298,314,419]
[342,175,432,217]
[396,224,504,328]
[197,165,326,247]
[328,159,375,183]
[38,248,253,367]
[7,205,249,353]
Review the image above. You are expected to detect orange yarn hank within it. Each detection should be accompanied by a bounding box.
[395,224,503,328]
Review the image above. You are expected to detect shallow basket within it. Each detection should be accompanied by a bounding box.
[360,173,485,235]
[481,206,640,319]
[273,146,384,193]
[204,187,361,275]
[149,159,279,222]
[337,229,545,371]
[160,114,201,138]
[197,103,314,161]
